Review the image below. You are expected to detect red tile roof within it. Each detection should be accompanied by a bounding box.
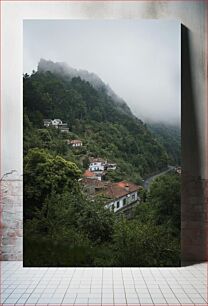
[115,181,137,190]
[103,181,141,200]
[83,170,95,178]
[81,178,141,201]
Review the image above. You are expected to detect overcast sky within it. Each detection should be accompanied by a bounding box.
[23,20,180,124]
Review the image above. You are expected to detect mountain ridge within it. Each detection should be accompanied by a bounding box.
[38,59,132,116]
[24,61,180,181]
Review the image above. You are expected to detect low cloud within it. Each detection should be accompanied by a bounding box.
[24,19,181,124]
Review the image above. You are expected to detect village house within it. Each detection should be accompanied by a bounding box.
[69,139,83,147]
[52,119,62,127]
[81,178,141,213]
[86,158,117,181]
[43,119,69,132]
[88,158,117,172]
[104,181,141,213]
[89,158,107,172]
[83,170,97,180]
[83,169,104,181]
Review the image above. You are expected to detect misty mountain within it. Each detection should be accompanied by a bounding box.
[24,65,173,180]
[38,59,132,116]
[147,122,181,165]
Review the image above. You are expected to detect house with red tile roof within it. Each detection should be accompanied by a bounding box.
[69,139,83,147]
[83,170,95,178]
[103,181,141,212]
[83,169,105,181]
[81,178,142,213]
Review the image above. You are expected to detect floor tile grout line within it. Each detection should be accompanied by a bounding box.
[121,268,127,305]
[150,268,170,304]
[100,267,104,305]
[140,268,154,305]
[62,266,77,304]
[73,267,87,305]
[130,267,141,305]
[157,267,181,304]
[27,270,49,301]
[168,269,199,304]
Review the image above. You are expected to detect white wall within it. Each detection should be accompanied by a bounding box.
[89,162,104,171]
[107,191,138,212]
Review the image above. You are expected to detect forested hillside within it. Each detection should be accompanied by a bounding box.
[147,122,181,166]
[24,62,174,182]
[23,61,181,267]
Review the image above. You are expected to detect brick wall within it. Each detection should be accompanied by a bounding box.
[0,177,23,260]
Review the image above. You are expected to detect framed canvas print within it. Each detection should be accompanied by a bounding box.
[23,19,181,267]
[1,1,208,306]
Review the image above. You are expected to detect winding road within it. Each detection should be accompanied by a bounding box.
[143,166,175,190]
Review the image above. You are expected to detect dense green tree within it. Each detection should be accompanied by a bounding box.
[24,148,81,218]
[135,173,181,235]
[147,122,181,165]
[112,216,180,267]
[24,190,116,266]
[77,200,115,244]
[148,173,181,234]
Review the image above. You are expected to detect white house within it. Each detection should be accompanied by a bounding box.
[89,158,107,172]
[81,179,141,212]
[69,140,83,147]
[43,119,69,132]
[83,170,105,181]
[52,119,62,128]
[104,181,141,213]
[106,191,139,213]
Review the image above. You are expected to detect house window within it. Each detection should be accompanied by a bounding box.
[132,194,135,200]
[112,204,115,211]
[117,201,120,208]
[123,198,126,206]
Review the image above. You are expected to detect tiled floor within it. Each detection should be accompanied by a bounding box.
[0,261,207,305]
